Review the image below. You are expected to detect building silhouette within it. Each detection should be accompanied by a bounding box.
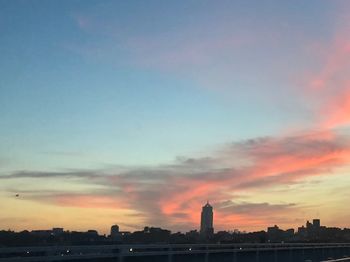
[313,219,321,229]
[110,225,121,241]
[200,201,214,238]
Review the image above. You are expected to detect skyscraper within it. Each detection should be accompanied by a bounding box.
[110,224,121,241]
[200,201,214,237]
[313,219,320,229]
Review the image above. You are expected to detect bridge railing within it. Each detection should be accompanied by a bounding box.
[1,242,350,261]
[321,258,350,262]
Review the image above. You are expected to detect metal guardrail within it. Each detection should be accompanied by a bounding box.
[1,243,350,261]
[321,258,350,262]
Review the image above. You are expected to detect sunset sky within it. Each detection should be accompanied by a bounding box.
[1,0,350,234]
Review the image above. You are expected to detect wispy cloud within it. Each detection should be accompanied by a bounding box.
[2,129,350,231]
[303,10,350,130]
[216,201,297,216]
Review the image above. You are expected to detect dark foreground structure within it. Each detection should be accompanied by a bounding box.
[1,243,350,262]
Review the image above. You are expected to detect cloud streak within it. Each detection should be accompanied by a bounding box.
[2,129,350,231]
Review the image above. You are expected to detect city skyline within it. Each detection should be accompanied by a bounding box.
[1,200,337,236]
[2,199,336,236]
[0,213,338,237]
[1,0,350,235]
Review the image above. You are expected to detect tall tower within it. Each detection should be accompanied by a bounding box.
[200,201,214,237]
[110,224,119,237]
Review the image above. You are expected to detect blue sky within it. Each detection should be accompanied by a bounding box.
[0,0,335,171]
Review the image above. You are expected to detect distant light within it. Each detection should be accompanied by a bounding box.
[26,251,30,254]
[129,248,133,252]
[189,248,192,251]
[66,250,70,253]
[239,247,242,250]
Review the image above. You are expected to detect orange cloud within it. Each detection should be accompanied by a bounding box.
[3,128,350,232]
[159,132,350,228]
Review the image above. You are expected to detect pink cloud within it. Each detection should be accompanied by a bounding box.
[322,88,350,129]
[5,128,350,231]
[304,30,350,129]
[155,132,350,229]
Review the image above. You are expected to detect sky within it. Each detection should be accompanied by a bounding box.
[1,0,350,234]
